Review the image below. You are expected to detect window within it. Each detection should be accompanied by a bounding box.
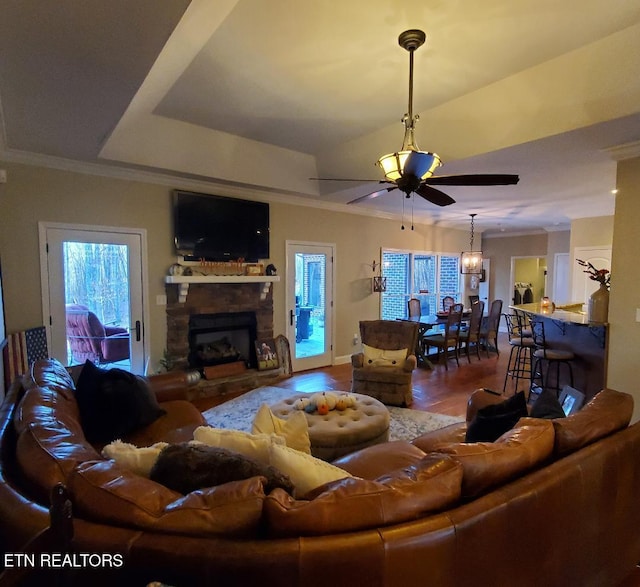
[381,250,461,319]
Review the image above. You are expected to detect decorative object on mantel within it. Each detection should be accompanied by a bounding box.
[245,263,264,276]
[266,264,277,276]
[577,258,610,323]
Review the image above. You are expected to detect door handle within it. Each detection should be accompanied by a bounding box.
[135,320,141,342]
[289,309,295,326]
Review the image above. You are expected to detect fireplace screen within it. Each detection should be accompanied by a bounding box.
[188,312,258,369]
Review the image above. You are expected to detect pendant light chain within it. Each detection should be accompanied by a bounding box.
[469,213,476,251]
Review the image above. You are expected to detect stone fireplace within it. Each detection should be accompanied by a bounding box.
[165,281,274,372]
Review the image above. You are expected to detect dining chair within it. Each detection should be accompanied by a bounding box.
[479,299,503,357]
[423,308,463,370]
[407,298,421,318]
[468,294,480,307]
[442,296,455,313]
[458,300,485,362]
[451,302,464,314]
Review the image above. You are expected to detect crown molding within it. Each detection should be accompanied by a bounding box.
[602,140,640,161]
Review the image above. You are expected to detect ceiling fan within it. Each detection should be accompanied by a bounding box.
[312,29,519,208]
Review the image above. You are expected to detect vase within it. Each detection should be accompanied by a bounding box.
[588,283,609,323]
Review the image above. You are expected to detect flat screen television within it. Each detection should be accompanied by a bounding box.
[173,190,269,262]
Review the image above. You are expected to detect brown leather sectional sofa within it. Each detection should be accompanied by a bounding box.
[1,359,640,586]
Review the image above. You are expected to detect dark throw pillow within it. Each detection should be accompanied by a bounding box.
[150,443,294,495]
[75,360,166,444]
[465,391,528,443]
[530,388,566,419]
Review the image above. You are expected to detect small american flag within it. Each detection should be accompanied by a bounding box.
[3,326,48,388]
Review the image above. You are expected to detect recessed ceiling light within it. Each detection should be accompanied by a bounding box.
[611,189,619,194]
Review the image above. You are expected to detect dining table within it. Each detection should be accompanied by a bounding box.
[402,310,471,369]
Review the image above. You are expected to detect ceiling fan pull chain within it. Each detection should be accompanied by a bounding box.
[401,194,406,230]
[411,194,415,230]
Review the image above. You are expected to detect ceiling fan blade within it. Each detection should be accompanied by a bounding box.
[309,177,384,182]
[347,186,397,205]
[425,174,519,186]
[415,184,456,207]
[403,151,440,179]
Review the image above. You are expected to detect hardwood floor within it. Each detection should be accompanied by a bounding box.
[192,333,515,416]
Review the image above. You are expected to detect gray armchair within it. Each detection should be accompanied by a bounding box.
[351,319,419,407]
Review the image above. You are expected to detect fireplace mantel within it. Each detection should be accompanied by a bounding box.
[165,275,280,303]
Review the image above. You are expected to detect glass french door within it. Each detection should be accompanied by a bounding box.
[40,223,148,374]
[285,241,334,371]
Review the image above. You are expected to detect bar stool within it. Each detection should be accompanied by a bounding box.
[529,318,575,396]
[502,313,535,394]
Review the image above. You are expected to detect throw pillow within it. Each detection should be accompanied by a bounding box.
[193,426,285,464]
[465,391,528,443]
[530,389,566,419]
[75,360,166,444]
[362,344,408,367]
[251,404,311,454]
[149,442,294,495]
[268,443,352,498]
[101,439,168,477]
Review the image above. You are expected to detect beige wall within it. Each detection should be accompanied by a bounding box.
[608,155,640,422]
[0,160,469,371]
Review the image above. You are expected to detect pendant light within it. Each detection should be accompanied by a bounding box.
[460,214,483,274]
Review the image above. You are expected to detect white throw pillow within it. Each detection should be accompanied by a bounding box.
[252,403,311,454]
[362,344,408,367]
[101,439,168,477]
[268,444,352,498]
[193,426,285,464]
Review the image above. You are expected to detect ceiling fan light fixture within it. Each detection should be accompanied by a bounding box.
[377,150,441,183]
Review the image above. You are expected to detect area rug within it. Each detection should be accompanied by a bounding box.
[203,387,464,442]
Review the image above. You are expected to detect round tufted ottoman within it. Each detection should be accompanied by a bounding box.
[270,392,390,461]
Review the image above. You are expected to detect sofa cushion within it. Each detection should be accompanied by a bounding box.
[75,360,166,444]
[552,388,633,457]
[332,440,428,479]
[264,454,463,536]
[434,418,555,497]
[68,460,267,538]
[16,421,101,500]
[412,422,469,453]
[193,425,285,464]
[14,384,84,438]
[530,388,566,419]
[465,391,528,443]
[252,404,311,454]
[268,444,352,498]
[149,443,294,495]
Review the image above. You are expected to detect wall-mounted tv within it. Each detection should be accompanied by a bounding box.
[173,190,270,262]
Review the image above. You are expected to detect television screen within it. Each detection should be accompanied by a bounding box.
[173,190,269,262]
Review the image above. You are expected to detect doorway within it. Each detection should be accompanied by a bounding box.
[285,241,334,371]
[39,222,149,374]
[510,256,547,305]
